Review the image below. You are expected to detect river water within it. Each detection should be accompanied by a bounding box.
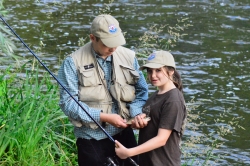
[2,0,250,165]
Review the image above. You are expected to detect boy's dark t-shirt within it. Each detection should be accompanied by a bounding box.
[138,88,186,166]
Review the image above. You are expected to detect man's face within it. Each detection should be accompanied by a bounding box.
[90,34,117,59]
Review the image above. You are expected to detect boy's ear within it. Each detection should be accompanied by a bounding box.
[89,34,95,42]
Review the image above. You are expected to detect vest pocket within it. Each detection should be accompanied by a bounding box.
[110,82,135,102]
[78,85,106,101]
[120,65,139,84]
[120,84,135,101]
[78,67,99,86]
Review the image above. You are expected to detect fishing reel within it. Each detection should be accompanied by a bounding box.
[103,156,139,166]
[103,156,119,166]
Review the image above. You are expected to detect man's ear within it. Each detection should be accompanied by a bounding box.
[89,34,95,42]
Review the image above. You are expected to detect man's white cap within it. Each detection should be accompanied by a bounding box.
[90,14,126,48]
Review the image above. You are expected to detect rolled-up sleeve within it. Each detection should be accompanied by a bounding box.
[58,57,101,123]
[128,57,148,117]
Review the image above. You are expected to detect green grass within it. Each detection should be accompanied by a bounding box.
[0,66,77,166]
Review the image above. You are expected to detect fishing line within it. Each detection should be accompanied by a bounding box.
[0,15,138,166]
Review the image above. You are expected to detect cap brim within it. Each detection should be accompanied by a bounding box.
[139,63,165,70]
[101,33,126,48]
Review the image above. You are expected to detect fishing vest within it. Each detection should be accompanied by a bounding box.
[70,42,139,129]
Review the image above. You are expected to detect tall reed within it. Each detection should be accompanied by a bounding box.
[0,66,77,166]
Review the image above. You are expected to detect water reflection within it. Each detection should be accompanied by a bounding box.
[2,0,250,165]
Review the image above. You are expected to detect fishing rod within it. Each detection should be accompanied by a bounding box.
[0,15,138,166]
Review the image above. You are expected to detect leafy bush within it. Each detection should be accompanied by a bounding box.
[0,0,20,65]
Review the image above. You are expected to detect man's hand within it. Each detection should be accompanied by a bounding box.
[100,113,128,128]
[130,113,148,129]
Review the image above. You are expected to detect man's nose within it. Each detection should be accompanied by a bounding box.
[109,47,116,52]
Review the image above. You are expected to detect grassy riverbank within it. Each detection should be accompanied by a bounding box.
[0,66,77,165]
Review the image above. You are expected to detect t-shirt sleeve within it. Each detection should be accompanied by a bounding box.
[159,101,185,133]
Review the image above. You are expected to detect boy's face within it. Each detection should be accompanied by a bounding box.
[90,34,117,59]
